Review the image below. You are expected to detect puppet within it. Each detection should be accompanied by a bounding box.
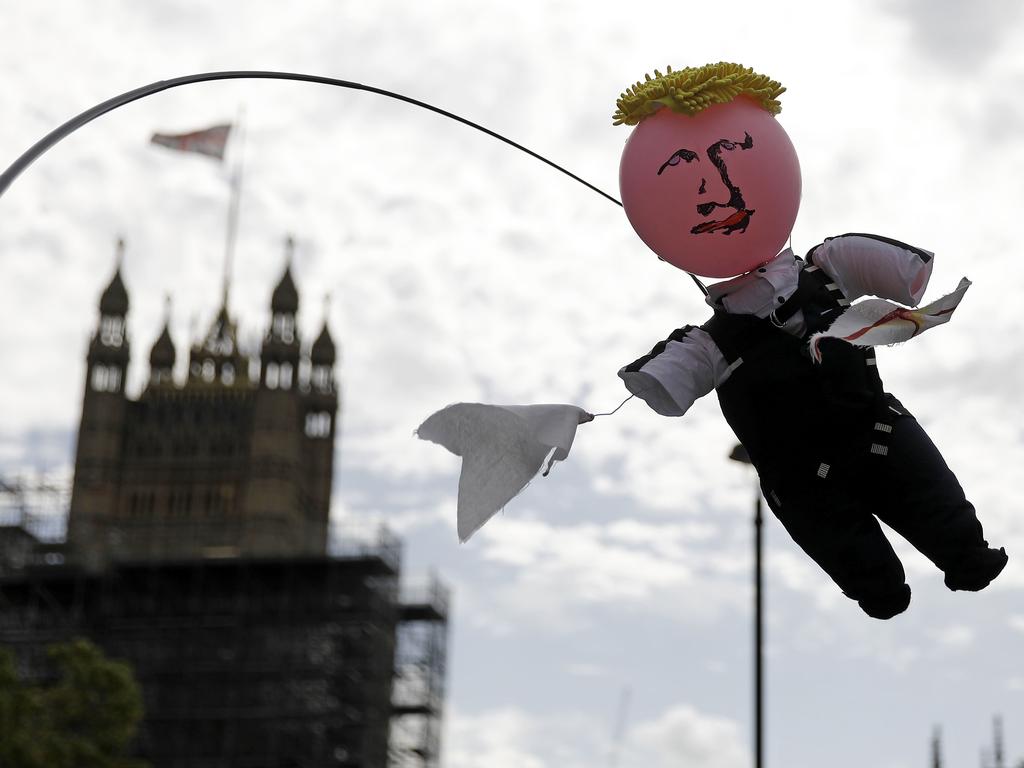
[420,63,1007,619]
[0,64,1001,619]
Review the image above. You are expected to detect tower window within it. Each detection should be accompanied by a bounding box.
[202,359,216,382]
[151,368,173,386]
[100,316,125,346]
[305,411,332,438]
[272,313,295,344]
[221,362,235,386]
[279,362,293,390]
[265,362,280,389]
[91,366,107,391]
[311,365,332,393]
[90,365,122,392]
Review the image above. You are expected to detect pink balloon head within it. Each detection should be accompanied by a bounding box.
[619,96,801,278]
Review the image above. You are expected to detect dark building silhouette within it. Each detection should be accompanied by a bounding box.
[0,239,448,768]
[69,239,337,567]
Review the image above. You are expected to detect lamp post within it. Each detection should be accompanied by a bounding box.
[728,442,763,768]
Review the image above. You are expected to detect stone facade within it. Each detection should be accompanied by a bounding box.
[67,242,339,569]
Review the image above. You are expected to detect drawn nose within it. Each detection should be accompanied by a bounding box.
[696,171,732,214]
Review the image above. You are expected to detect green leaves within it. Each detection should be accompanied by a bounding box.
[0,640,148,768]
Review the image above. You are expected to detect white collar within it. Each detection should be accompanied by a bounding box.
[704,249,801,318]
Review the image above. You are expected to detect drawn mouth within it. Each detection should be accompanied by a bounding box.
[690,209,755,236]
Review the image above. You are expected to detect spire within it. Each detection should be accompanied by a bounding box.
[149,296,176,370]
[931,725,943,768]
[311,324,336,365]
[994,716,1004,768]
[271,236,299,315]
[221,258,231,314]
[311,293,336,365]
[99,238,129,316]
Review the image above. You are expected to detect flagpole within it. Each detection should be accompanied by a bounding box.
[222,108,245,311]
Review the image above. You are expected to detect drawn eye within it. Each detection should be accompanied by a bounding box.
[721,142,736,151]
[657,149,698,175]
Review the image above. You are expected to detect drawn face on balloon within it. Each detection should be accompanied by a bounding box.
[619,96,801,278]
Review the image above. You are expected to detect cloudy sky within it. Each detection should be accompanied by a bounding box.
[3,1,1024,766]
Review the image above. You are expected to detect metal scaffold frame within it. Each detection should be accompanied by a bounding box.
[0,521,448,768]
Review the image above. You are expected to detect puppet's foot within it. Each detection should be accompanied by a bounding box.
[944,547,1008,592]
[855,583,911,620]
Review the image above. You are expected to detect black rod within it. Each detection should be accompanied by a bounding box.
[754,488,764,768]
[0,70,621,205]
[0,70,710,296]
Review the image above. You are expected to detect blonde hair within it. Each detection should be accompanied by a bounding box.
[613,62,785,126]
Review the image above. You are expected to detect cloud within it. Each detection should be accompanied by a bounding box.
[927,624,976,651]
[878,0,1024,69]
[460,515,750,632]
[444,707,598,768]
[6,7,1024,768]
[444,703,746,768]
[627,705,747,768]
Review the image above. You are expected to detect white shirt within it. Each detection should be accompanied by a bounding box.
[619,234,934,417]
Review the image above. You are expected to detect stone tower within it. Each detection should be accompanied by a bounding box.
[66,238,340,568]
[66,240,131,570]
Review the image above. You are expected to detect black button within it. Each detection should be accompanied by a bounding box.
[758,268,767,273]
[777,296,785,304]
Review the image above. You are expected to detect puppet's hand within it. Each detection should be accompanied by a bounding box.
[809,277,971,362]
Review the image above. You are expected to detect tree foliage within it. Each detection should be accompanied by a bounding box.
[0,639,147,768]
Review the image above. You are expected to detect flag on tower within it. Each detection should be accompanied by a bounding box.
[151,124,232,160]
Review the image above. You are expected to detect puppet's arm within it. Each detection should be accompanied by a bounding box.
[807,233,934,305]
[619,325,726,415]
[806,234,971,361]
[809,277,971,362]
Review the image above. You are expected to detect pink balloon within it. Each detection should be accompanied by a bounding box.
[619,97,801,278]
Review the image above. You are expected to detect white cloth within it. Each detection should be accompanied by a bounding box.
[417,403,593,542]
[809,277,971,362]
[810,234,932,306]
[620,235,942,417]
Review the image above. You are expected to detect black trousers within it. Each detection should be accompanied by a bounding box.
[760,414,997,618]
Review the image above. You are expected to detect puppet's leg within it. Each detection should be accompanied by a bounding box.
[762,479,911,619]
[868,415,1007,591]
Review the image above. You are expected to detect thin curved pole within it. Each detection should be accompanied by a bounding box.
[0,69,709,296]
[0,70,621,205]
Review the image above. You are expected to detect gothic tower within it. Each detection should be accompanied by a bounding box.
[67,240,131,570]
[66,237,340,567]
[304,303,340,548]
[242,238,306,554]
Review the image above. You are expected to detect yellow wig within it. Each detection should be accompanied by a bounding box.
[613,62,785,126]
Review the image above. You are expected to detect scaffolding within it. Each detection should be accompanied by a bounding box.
[389,575,450,768]
[0,523,449,768]
[0,474,69,580]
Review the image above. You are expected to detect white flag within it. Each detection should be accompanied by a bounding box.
[417,403,593,542]
[809,278,971,362]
